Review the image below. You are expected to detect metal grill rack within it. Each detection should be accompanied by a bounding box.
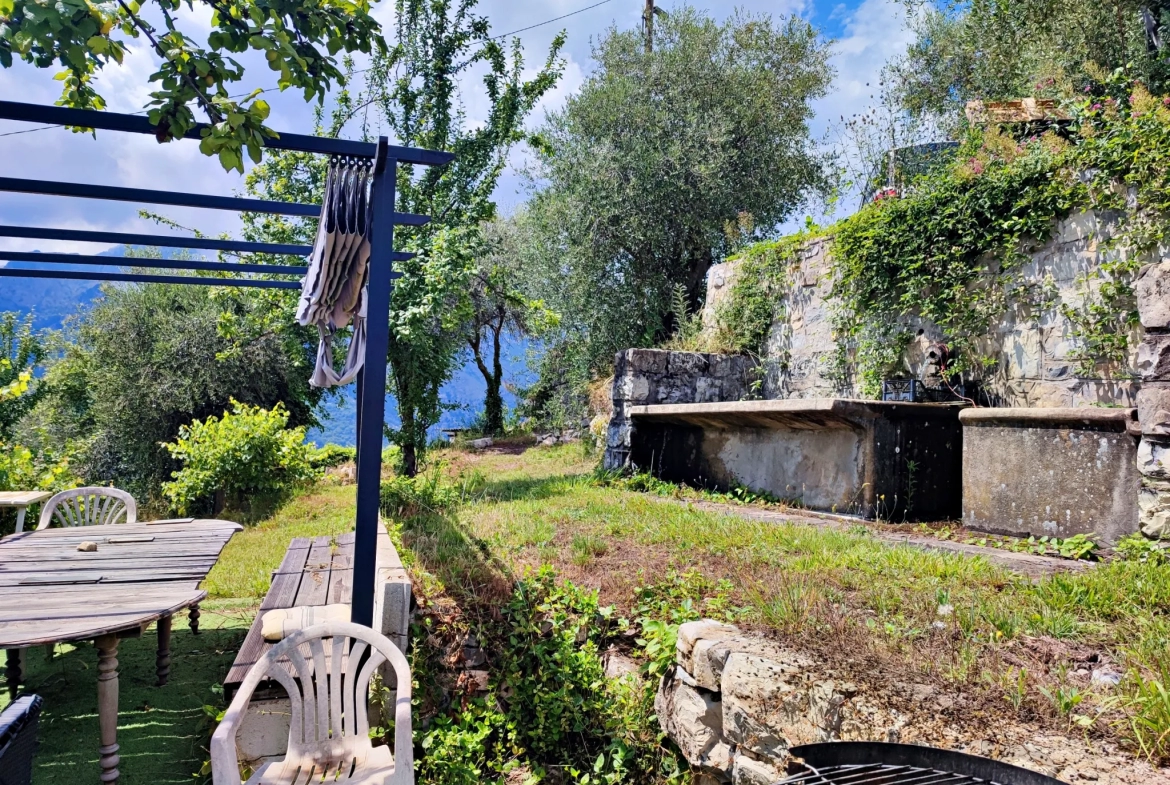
[777,743,1067,785]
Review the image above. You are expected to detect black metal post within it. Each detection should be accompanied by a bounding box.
[351,139,397,628]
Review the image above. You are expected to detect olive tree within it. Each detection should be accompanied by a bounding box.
[521,6,833,407]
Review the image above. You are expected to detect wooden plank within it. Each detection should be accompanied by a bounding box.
[0,519,239,649]
[0,491,53,505]
[225,536,356,695]
[0,588,205,647]
[260,538,311,611]
[293,536,333,606]
[0,558,219,571]
[326,546,353,606]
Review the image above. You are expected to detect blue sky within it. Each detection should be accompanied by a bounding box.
[0,0,918,436]
[0,0,916,249]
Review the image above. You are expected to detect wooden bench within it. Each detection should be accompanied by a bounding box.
[223,524,411,765]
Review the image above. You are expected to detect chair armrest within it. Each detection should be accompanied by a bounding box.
[210,702,247,785]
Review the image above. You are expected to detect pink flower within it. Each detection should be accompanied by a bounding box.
[972,160,985,175]
[1091,103,1102,111]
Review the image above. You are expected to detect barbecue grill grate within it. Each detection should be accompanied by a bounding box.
[780,762,1025,785]
[777,743,1067,785]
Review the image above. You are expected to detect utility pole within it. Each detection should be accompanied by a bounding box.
[643,0,655,53]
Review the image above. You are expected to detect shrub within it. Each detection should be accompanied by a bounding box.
[309,443,356,470]
[379,466,459,518]
[161,400,319,518]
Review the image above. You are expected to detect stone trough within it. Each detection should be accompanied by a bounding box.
[960,407,1140,544]
[627,399,964,521]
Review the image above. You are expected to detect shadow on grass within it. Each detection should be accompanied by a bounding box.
[7,623,246,785]
[476,472,593,506]
[401,508,516,608]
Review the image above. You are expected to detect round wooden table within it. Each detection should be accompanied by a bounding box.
[0,518,242,784]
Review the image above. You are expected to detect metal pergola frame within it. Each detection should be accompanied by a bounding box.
[0,99,453,628]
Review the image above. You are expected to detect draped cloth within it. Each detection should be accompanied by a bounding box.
[297,157,374,388]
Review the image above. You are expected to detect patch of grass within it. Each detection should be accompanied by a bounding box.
[570,533,608,565]
[0,600,250,784]
[399,447,1170,763]
[204,484,356,599]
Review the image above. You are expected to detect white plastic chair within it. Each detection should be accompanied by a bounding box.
[211,622,413,785]
[36,487,137,530]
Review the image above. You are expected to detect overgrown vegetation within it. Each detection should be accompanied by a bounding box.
[400,445,1170,768]
[161,401,320,519]
[717,74,1170,392]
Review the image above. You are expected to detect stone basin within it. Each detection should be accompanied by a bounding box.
[961,407,1140,544]
[628,399,965,521]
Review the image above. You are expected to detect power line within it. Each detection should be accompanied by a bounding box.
[489,0,614,41]
[0,124,60,138]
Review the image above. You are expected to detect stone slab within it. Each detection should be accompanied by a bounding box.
[629,399,964,521]
[1136,260,1170,329]
[961,408,1140,544]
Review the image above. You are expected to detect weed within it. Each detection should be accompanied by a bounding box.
[1116,533,1170,565]
[1003,667,1029,714]
[571,533,609,565]
[1112,668,1170,763]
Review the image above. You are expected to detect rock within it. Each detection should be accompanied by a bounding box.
[654,672,728,773]
[539,436,558,448]
[460,636,487,668]
[1139,478,1170,539]
[732,752,785,785]
[1135,260,1170,329]
[1137,335,1170,381]
[602,649,642,682]
[470,437,494,450]
[721,650,828,758]
[677,619,740,668]
[460,670,490,692]
[1138,438,1170,480]
[692,634,797,693]
[77,541,98,552]
[1091,668,1122,687]
[1139,384,1170,438]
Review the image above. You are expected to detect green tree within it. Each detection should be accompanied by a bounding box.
[891,0,1170,131]
[162,400,319,518]
[367,0,564,474]
[522,6,833,405]
[24,276,323,499]
[466,215,557,436]
[0,312,47,440]
[0,0,382,171]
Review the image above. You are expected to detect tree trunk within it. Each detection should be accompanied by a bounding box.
[470,321,507,436]
[400,403,418,477]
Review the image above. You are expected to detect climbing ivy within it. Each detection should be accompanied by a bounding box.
[715,232,816,356]
[716,74,1170,391]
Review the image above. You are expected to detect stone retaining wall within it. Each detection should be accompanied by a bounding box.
[657,620,1163,784]
[703,211,1144,408]
[1136,262,1170,538]
[603,348,757,471]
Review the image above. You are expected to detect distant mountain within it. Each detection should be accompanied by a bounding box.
[0,273,104,329]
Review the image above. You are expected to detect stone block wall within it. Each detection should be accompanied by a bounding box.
[658,620,1155,784]
[603,349,757,471]
[1136,261,1170,538]
[702,212,1145,408]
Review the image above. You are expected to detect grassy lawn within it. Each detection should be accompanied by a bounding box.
[7,444,1170,782]
[405,444,1170,765]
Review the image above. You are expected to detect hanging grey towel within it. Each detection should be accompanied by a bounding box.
[297,156,374,388]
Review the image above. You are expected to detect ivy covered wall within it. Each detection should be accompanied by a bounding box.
[698,77,1170,407]
[703,210,1145,408]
